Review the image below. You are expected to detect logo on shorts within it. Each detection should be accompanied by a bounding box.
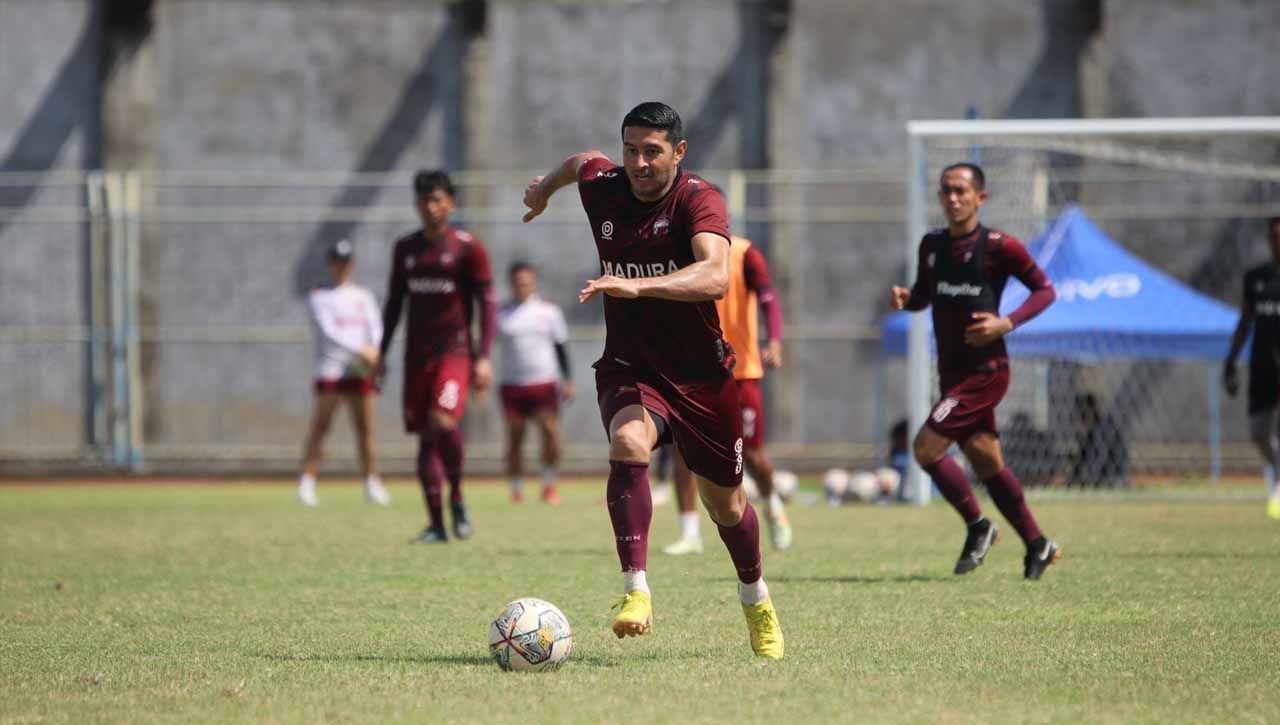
[932,397,959,423]
[601,221,614,240]
[734,437,744,475]
[438,380,460,410]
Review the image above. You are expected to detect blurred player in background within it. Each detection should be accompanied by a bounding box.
[890,162,1061,580]
[664,234,791,555]
[297,240,390,507]
[496,261,575,505]
[1223,216,1280,520]
[522,101,783,658]
[381,170,496,543]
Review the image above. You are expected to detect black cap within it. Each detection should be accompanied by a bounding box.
[326,239,354,261]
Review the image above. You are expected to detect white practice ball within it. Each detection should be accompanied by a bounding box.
[773,469,798,500]
[823,468,850,503]
[847,471,880,502]
[741,471,761,501]
[488,598,574,672]
[874,466,901,499]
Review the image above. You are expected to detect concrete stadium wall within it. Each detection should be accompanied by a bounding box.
[2,0,1276,472]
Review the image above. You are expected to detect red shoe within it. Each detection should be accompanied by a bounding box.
[541,486,561,506]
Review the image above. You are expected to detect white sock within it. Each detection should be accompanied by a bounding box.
[738,578,769,606]
[510,476,523,493]
[623,569,650,595]
[541,467,557,489]
[679,512,700,540]
[364,474,382,489]
[298,473,316,490]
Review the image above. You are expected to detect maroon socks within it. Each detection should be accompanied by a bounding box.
[436,427,464,505]
[416,434,445,530]
[924,456,983,523]
[606,461,653,572]
[983,467,1043,545]
[715,502,763,584]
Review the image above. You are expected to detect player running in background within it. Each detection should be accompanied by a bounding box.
[1223,216,1280,520]
[497,261,576,505]
[664,234,791,555]
[297,240,390,507]
[890,162,1061,580]
[521,101,783,658]
[381,170,496,543]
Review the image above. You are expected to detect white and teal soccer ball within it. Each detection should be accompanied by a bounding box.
[823,468,850,505]
[847,471,880,502]
[488,598,574,672]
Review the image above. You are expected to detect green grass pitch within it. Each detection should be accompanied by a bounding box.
[2,480,1278,723]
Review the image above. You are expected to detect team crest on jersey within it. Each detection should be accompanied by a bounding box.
[653,217,670,235]
[601,220,614,240]
[926,253,935,268]
[1256,281,1265,293]
[963,251,973,262]
[597,170,619,178]
[441,253,455,265]
[405,257,416,270]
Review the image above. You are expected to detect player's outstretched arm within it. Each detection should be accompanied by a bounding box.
[1223,308,1253,397]
[522,151,609,223]
[579,233,729,304]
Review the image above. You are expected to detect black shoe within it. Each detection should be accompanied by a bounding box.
[451,502,473,540]
[954,519,998,574]
[1023,538,1061,580]
[409,526,448,544]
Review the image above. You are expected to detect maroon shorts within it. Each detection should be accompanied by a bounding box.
[737,378,765,450]
[595,361,743,487]
[925,368,1010,443]
[500,382,560,418]
[314,378,377,395]
[403,354,471,432]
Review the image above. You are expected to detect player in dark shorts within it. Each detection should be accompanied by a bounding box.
[521,101,783,658]
[1223,216,1280,520]
[890,162,1060,580]
[380,170,496,543]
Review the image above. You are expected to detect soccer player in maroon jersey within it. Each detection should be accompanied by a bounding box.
[521,101,783,658]
[381,170,496,544]
[890,162,1061,580]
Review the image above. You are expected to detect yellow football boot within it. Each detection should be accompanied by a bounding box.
[1267,497,1280,521]
[742,597,784,659]
[611,590,653,638]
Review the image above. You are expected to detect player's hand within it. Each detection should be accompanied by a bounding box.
[964,311,1013,347]
[890,286,911,310]
[579,275,639,303]
[560,380,577,402]
[762,339,783,369]
[522,176,549,223]
[472,357,493,393]
[359,346,380,370]
[1223,363,1240,398]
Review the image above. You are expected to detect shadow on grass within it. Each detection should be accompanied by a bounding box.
[253,651,626,668]
[760,574,959,585]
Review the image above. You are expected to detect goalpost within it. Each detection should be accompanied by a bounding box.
[904,117,1280,505]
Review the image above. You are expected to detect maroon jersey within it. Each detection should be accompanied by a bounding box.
[577,157,733,380]
[382,226,492,362]
[905,225,1050,377]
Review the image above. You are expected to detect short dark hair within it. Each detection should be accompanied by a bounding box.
[621,101,684,146]
[941,162,986,191]
[508,260,535,278]
[413,169,455,199]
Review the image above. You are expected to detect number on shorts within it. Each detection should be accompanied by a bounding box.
[438,380,460,410]
[931,397,959,423]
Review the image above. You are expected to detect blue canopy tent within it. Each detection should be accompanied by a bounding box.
[881,207,1240,480]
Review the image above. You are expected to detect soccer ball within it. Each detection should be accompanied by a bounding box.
[773,469,799,500]
[488,598,574,672]
[874,466,902,499]
[741,471,760,500]
[823,468,850,505]
[847,471,880,502]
